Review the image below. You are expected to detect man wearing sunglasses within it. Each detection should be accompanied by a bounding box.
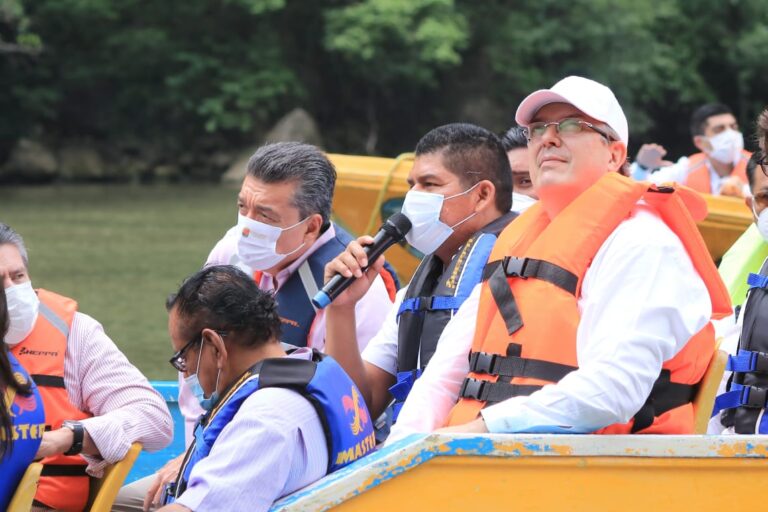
[387,76,730,439]
[154,265,373,512]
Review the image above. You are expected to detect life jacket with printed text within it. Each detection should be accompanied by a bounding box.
[0,353,45,511]
[389,212,517,420]
[11,289,93,512]
[171,349,375,501]
[683,150,751,194]
[446,173,732,433]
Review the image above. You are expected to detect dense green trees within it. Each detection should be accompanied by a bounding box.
[1,0,767,181]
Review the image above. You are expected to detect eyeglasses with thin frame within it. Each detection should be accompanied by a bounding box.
[757,154,768,179]
[169,330,227,372]
[524,118,615,144]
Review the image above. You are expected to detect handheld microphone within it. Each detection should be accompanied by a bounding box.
[312,213,412,309]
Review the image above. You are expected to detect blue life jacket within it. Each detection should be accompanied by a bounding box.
[0,353,45,511]
[389,212,517,421]
[269,223,400,347]
[713,257,768,433]
[170,349,375,501]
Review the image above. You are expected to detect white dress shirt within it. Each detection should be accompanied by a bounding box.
[631,157,731,195]
[389,206,712,440]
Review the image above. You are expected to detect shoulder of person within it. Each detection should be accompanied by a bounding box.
[610,205,685,252]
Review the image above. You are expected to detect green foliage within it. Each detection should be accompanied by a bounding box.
[324,0,468,86]
[2,0,768,168]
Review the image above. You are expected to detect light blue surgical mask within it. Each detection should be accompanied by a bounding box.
[184,339,221,411]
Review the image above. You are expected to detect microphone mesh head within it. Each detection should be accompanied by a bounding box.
[384,213,412,240]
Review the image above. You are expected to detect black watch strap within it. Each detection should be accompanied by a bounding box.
[62,420,84,456]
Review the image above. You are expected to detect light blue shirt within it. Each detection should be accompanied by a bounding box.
[176,349,328,511]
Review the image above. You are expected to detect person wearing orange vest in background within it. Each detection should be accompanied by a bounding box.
[0,223,173,512]
[631,103,752,198]
[386,76,732,440]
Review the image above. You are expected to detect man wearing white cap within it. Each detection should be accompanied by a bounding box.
[388,76,731,439]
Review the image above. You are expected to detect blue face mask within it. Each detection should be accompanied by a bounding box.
[184,339,221,411]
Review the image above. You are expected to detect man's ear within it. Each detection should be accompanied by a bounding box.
[202,329,228,369]
[693,135,710,154]
[474,180,496,212]
[303,213,324,242]
[608,142,628,173]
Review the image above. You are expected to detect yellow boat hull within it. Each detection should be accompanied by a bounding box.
[272,433,768,511]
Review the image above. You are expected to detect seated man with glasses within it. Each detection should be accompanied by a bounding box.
[156,265,374,512]
[387,75,730,439]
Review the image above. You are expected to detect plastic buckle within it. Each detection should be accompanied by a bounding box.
[744,386,768,408]
[502,257,528,278]
[460,378,487,400]
[415,297,435,312]
[469,352,497,374]
[754,352,768,373]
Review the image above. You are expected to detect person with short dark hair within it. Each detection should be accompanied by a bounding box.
[0,285,45,511]
[323,123,517,437]
[632,103,752,196]
[501,126,538,210]
[155,266,374,512]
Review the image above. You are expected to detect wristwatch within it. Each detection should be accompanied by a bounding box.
[61,420,85,456]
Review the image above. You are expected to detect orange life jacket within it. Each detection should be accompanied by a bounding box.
[446,173,732,433]
[11,289,92,512]
[683,150,751,194]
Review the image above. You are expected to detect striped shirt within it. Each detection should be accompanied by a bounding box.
[65,312,173,476]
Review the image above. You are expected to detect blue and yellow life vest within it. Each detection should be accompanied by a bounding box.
[389,212,517,421]
[0,352,45,511]
[171,349,375,501]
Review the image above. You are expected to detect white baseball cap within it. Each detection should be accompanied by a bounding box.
[515,76,628,146]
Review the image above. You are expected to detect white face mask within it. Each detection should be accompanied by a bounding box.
[401,183,479,255]
[511,192,537,214]
[752,200,768,242]
[707,129,744,165]
[5,281,39,346]
[236,214,307,271]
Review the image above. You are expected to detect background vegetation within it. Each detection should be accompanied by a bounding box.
[1,185,235,378]
[2,0,768,181]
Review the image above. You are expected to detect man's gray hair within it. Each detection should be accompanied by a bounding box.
[0,223,29,267]
[246,142,336,226]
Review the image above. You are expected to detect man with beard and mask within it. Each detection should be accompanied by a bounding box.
[709,108,768,435]
[0,223,172,512]
[631,104,752,197]
[322,123,516,438]
[387,76,731,440]
[116,142,397,511]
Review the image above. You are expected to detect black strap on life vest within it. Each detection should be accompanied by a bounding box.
[468,351,577,382]
[630,369,697,433]
[482,257,578,336]
[40,464,89,477]
[30,374,66,388]
[459,344,697,430]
